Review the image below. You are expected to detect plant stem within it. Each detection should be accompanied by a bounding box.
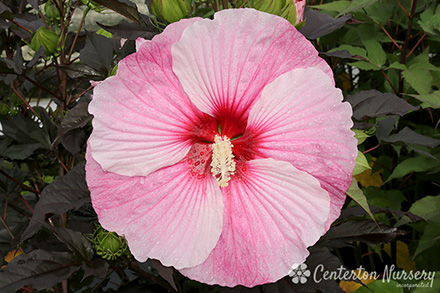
[398,0,417,95]
[67,7,90,62]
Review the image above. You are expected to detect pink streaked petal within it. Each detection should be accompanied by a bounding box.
[171,8,332,122]
[85,149,223,269]
[89,18,203,177]
[247,67,357,228]
[135,37,148,51]
[180,158,330,287]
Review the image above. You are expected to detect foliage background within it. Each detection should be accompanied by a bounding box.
[0,0,439,292]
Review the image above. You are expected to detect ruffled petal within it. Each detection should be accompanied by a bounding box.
[180,158,330,287]
[171,8,332,131]
[246,67,357,227]
[89,18,204,177]
[85,148,223,269]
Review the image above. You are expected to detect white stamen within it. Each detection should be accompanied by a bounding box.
[211,135,236,187]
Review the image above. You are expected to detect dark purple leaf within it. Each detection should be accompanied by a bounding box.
[58,63,106,80]
[375,116,397,141]
[345,90,419,120]
[1,111,51,146]
[0,57,21,74]
[0,137,43,160]
[59,101,92,136]
[27,0,39,10]
[92,0,146,25]
[293,247,345,293]
[98,20,158,40]
[82,259,109,280]
[321,220,408,248]
[0,3,14,19]
[0,18,10,29]
[26,47,45,68]
[80,31,115,72]
[0,250,81,291]
[321,49,353,58]
[21,162,90,242]
[152,260,178,291]
[61,129,87,155]
[382,127,440,148]
[50,226,94,261]
[14,13,43,33]
[340,205,423,223]
[300,8,352,39]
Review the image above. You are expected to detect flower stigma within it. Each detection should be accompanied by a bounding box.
[210,134,236,187]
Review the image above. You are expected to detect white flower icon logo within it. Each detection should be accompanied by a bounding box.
[289,263,311,284]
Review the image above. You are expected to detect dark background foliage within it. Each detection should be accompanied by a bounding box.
[0,0,439,292]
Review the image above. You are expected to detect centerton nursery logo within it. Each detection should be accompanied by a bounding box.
[289,264,436,288]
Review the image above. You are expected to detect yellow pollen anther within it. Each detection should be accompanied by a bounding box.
[211,135,236,187]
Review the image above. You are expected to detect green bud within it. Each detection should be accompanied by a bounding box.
[30,27,59,55]
[44,0,61,23]
[151,0,192,24]
[89,226,128,260]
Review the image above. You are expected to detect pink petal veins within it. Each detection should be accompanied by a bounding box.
[247,67,357,227]
[88,18,202,177]
[180,158,330,287]
[85,147,224,269]
[171,9,333,125]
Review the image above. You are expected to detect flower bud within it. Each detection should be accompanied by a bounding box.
[151,0,192,24]
[90,226,128,260]
[30,27,59,55]
[44,0,61,23]
[281,0,306,26]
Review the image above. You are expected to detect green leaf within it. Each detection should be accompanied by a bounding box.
[354,151,371,175]
[0,250,81,291]
[414,270,440,292]
[387,62,407,71]
[337,0,378,16]
[418,6,440,36]
[310,1,350,12]
[386,157,439,183]
[346,178,375,220]
[331,45,368,59]
[363,187,405,210]
[355,279,403,293]
[412,91,440,108]
[30,27,59,55]
[414,222,440,258]
[409,195,440,223]
[353,129,370,145]
[348,60,381,71]
[362,39,386,67]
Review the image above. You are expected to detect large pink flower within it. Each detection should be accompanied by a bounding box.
[86,9,357,287]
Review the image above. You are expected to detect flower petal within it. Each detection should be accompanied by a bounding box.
[89,18,204,177]
[180,158,330,287]
[85,147,223,269]
[246,67,357,227]
[171,9,332,129]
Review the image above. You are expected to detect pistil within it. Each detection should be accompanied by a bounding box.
[210,135,236,187]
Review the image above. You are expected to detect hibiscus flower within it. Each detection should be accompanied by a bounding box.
[85,8,357,287]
